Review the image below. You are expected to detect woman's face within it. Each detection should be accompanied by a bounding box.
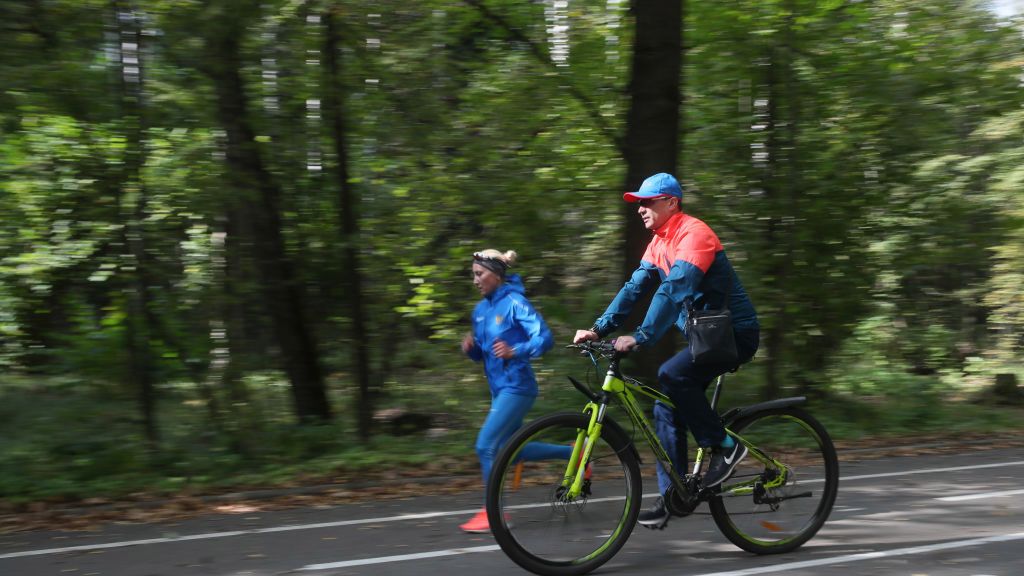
[472,263,503,296]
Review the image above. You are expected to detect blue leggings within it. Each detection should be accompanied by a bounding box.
[475,391,572,499]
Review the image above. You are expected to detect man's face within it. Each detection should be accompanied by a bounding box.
[636,196,678,230]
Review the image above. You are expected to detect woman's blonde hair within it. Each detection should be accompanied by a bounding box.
[474,249,518,266]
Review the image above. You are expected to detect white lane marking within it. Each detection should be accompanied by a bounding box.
[508,495,632,509]
[936,488,1024,502]
[0,532,249,560]
[692,531,1024,576]
[0,510,483,560]
[300,545,500,571]
[838,459,1024,482]
[3,459,1024,561]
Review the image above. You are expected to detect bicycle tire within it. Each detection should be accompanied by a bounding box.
[486,411,642,576]
[709,405,839,554]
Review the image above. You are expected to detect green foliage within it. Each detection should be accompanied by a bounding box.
[0,372,480,502]
[683,0,1024,389]
[0,0,1022,503]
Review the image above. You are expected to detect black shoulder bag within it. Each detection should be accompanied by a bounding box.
[684,287,738,366]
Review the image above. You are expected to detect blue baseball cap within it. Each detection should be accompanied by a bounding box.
[623,172,682,202]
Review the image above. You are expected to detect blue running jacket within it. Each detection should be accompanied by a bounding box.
[465,274,553,397]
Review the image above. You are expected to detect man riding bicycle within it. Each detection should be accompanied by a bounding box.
[574,172,760,529]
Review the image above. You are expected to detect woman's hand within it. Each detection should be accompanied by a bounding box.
[573,329,599,344]
[492,339,516,359]
[461,332,476,354]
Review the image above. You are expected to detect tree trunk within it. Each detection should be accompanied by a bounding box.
[623,0,682,265]
[114,2,159,448]
[758,49,784,401]
[619,0,683,374]
[205,26,331,422]
[324,7,372,438]
[759,7,800,401]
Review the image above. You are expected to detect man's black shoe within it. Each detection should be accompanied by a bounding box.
[704,440,748,488]
[637,496,671,530]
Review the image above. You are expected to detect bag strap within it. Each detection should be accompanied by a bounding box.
[721,271,732,311]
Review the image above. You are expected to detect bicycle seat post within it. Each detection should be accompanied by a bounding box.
[709,373,726,411]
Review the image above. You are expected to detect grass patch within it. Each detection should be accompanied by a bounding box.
[0,370,482,505]
[2,353,1022,507]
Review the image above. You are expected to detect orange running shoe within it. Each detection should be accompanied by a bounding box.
[459,509,490,533]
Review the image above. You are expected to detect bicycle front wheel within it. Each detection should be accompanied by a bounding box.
[486,411,642,576]
[709,405,839,554]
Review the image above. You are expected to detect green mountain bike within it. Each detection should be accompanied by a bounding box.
[485,340,839,576]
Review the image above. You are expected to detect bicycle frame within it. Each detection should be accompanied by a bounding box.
[561,350,790,501]
[489,345,837,576]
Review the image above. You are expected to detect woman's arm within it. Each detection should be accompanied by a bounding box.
[507,298,553,358]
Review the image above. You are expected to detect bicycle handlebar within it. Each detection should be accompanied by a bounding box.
[566,339,624,358]
[565,340,625,399]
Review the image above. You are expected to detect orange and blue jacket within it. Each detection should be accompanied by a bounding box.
[592,212,758,346]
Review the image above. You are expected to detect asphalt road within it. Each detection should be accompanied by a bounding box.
[2,446,1023,576]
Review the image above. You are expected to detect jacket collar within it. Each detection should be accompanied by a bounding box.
[486,273,525,302]
[653,211,687,238]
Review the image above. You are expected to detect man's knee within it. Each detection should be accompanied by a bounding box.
[658,366,702,391]
[657,360,675,382]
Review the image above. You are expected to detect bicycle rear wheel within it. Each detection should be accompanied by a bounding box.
[709,405,839,554]
[486,411,642,576]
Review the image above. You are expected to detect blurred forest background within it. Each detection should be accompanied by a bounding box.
[1,0,1023,505]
